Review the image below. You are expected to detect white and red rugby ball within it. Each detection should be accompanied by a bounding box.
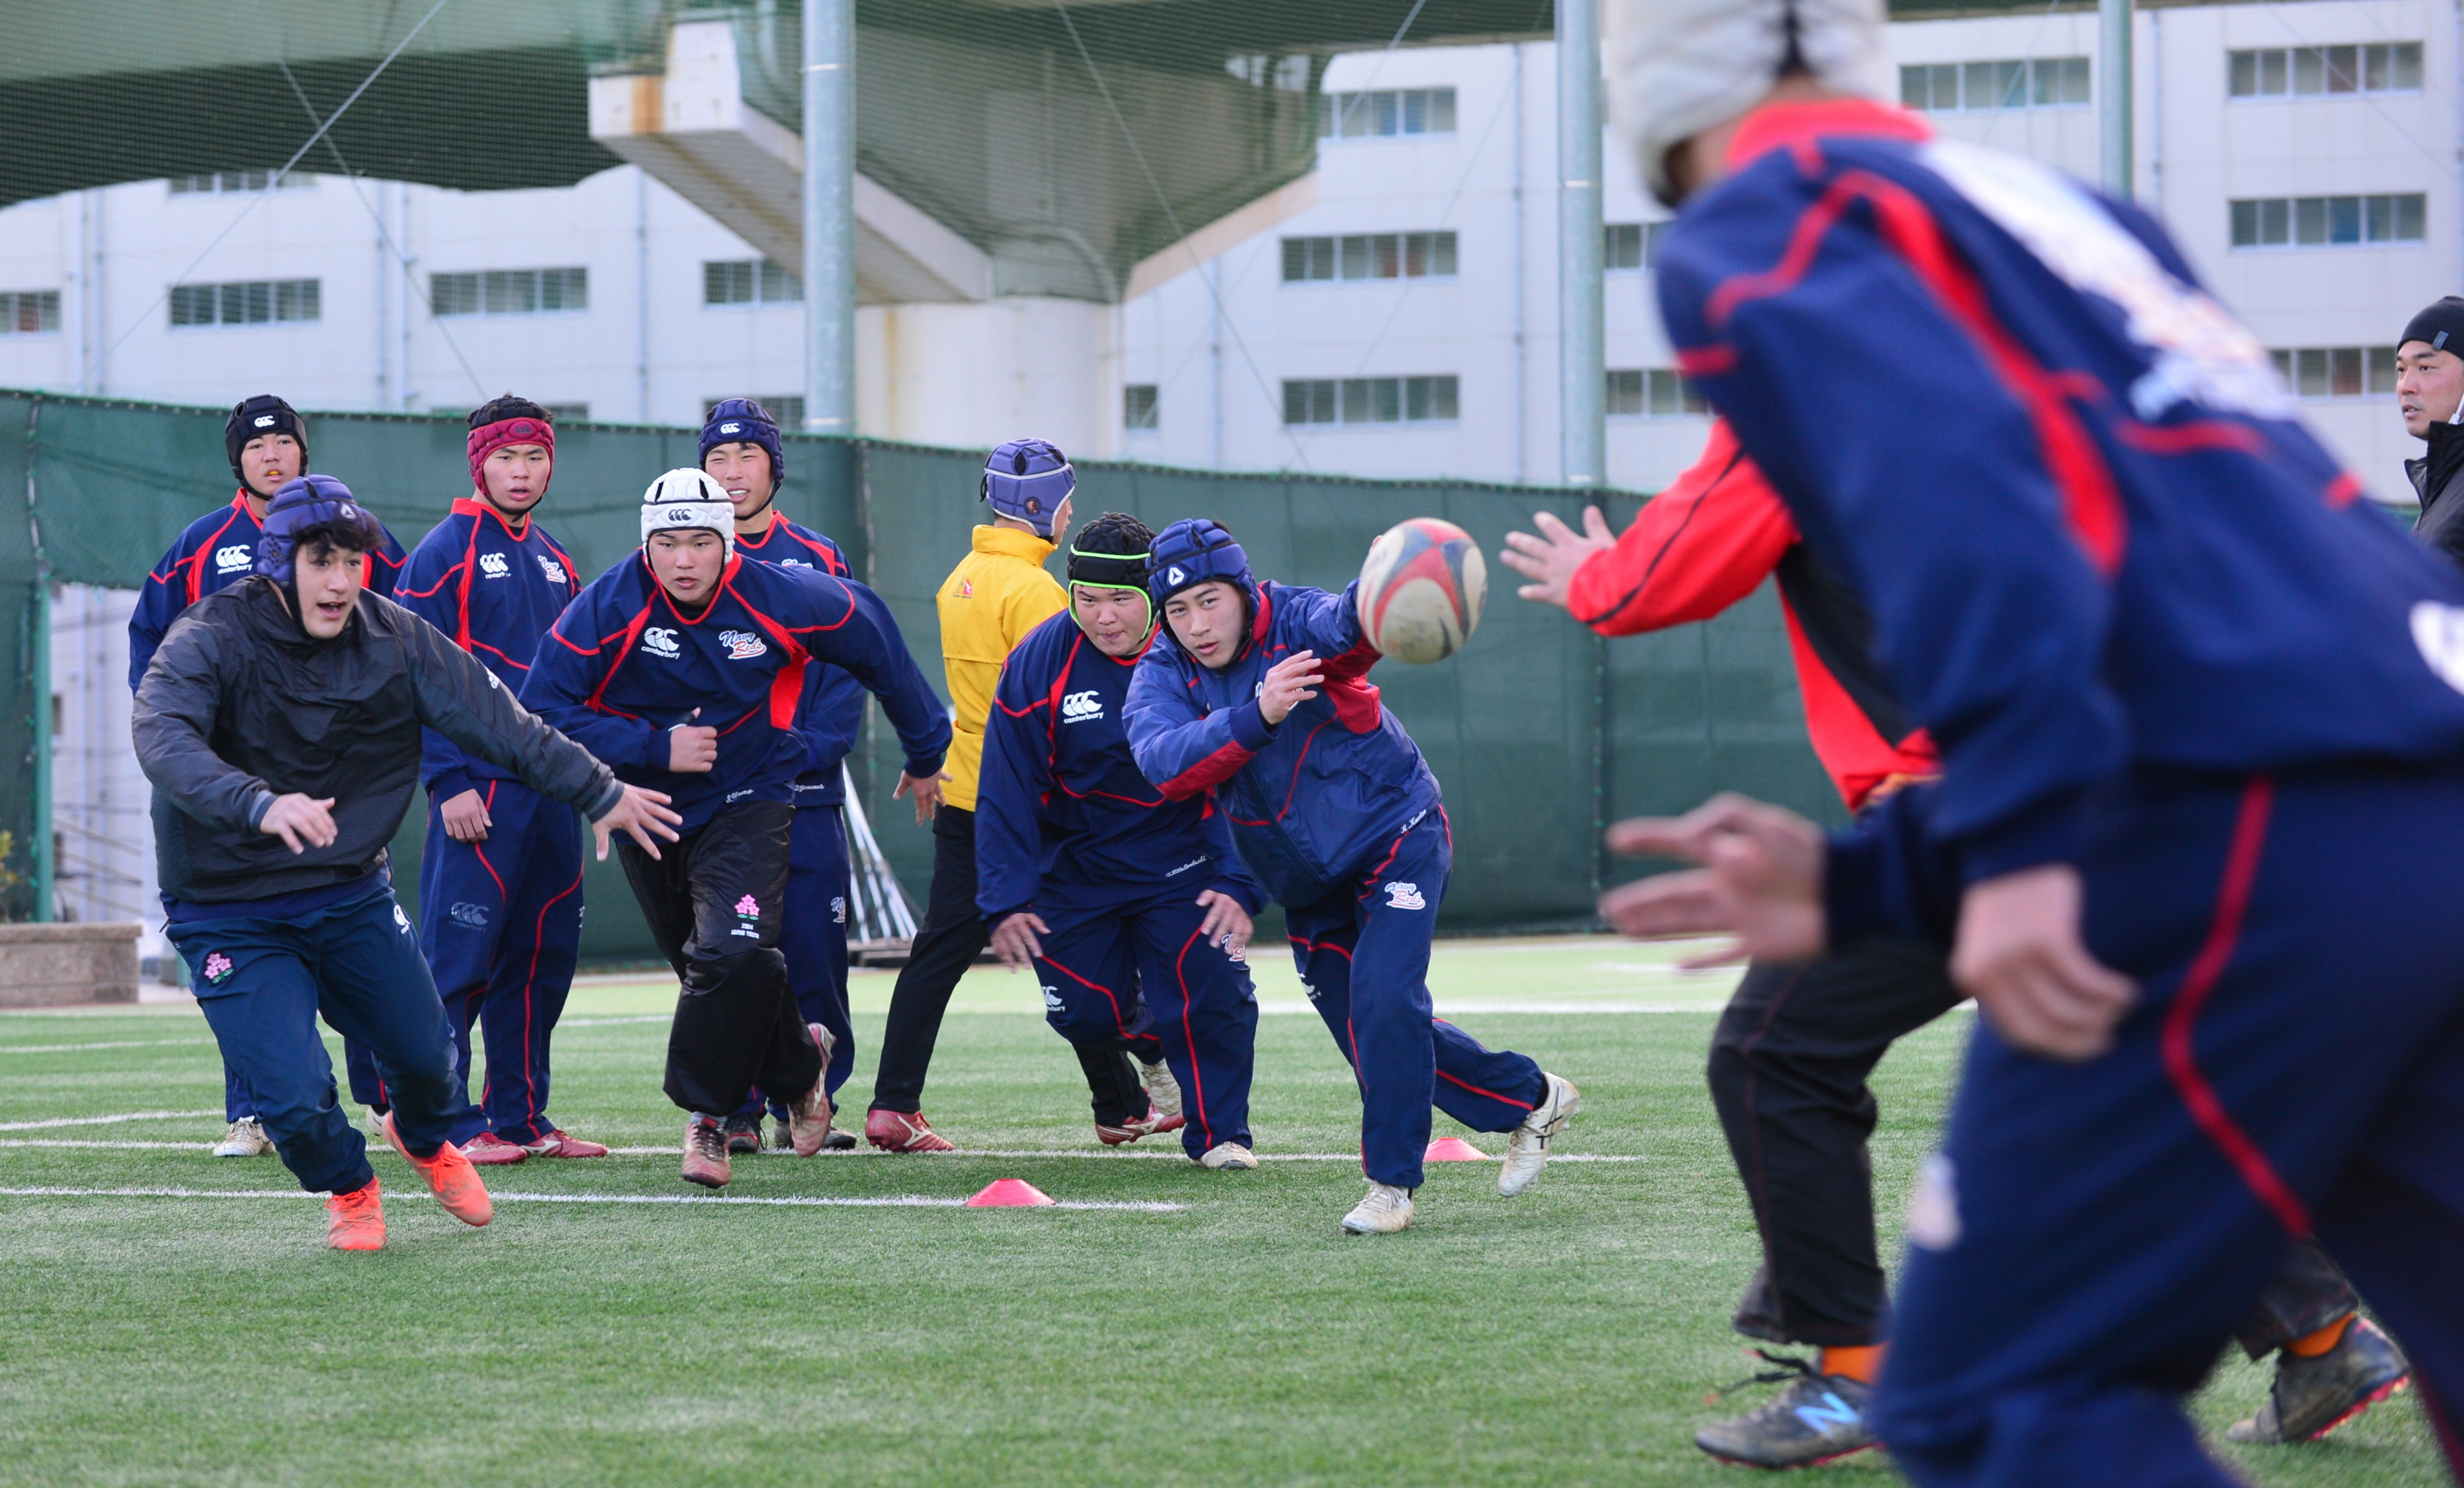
[1355,517,1487,664]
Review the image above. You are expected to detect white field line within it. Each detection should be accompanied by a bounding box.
[554,1015,672,1028]
[0,1138,1644,1164]
[0,1038,214,1054]
[0,1109,223,1132]
[0,1184,1181,1213]
[1262,1001,1717,1017]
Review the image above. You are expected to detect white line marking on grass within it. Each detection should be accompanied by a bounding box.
[0,1109,223,1132]
[600,1146,1645,1163]
[0,1185,1183,1213]
[554,1015,672,1028]
[1253,1000,1716,1016]
[0,1038,214,1054]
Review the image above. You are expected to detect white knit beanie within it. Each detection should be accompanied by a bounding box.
[640,467,736,556]
[1606,0,1895,207]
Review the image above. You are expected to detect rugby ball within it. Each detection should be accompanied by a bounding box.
[1356,517,1487,664]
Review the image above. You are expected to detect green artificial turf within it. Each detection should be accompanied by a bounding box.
[0,936,2442,1486]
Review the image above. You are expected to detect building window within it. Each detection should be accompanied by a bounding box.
[1280,232,1457,282]
[168,170,313,195]
[1901,56,2089,112]
[2269,346,2399,399]
[1282,375,1459,425]
[1124,384,1159,430]
[703,397,805,427]
[1605,223,1673,272]
[0,291,61,336]
[1607,369,1707,419]
[2231,194,2425,248]
[542,404,589,422]
[2229,44,2422,99]
[704,259,803,305]
[431,268,589,318]
[168,279,319,328]
[1317,88,1456,139]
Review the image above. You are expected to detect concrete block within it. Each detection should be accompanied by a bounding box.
[0,922,141,1007]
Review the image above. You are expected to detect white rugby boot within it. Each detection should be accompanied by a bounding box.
[1137,1057,1184,1122]
[212,1118,274,1157]
[1498,1072,1581,1197]
[1198,1141,1257,1170]
[1340,1182,1415,1234]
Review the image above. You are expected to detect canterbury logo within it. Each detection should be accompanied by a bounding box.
[252,415,276,428]
[665,507,695,524]
[214,544,252,571]
[1060,689,1102,722]
[479,552,509,578]
[719,422,742,434]
[642,627,681,658]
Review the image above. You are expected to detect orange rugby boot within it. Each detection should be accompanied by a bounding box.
[379,1110,494,1227]
[325,1179,386,1251]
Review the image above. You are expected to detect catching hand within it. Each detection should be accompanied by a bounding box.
[991,911,1049,971]
[1594,792,1826,965]
[1194,890,1252,960]
[895,769,953,825]
[1951,865,2137,1062]
[591,783,683,861]
[669,710,718,773]
[439,788,491,843]
[258,793,338,855]
[1257,650,1324,727]
[1499,507,1616,611]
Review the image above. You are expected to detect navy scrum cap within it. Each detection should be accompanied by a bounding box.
[1147,518,1253,608]
[982,439,1073,538]
[2402,297,2464,356]
[700,398,785,485]
[225,395,308,483]
[255,475,380,582]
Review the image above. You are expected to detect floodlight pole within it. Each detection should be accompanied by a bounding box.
[2099,0,2133,198]
[803,0,856,434]
[1557,0,1606,489]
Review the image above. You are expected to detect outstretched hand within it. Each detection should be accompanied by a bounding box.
[1257,650,1323,726]
[258,793,338,855]
[991,911,1049,971]
[1951,866,2137,1062]
[1594,792,1827,965]
[896,769,954,825]
[591,783,683,861]
[1499,507,1616,611]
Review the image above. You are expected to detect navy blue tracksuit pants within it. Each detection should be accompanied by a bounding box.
[1873,769,2464,1488]
[1284,811,1547,1190]
[172,885,460,1196]
[411,778,585,1146]
[740,804,856,1122]
[1033,885,1259,1159]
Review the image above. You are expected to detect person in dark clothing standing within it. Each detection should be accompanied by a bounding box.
[521,469,952,1188]
[130,396,410,1160]
[2399,296,2464,569]
[132,475,678,1251]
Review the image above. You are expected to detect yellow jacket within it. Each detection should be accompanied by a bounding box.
[936,525,1067,811]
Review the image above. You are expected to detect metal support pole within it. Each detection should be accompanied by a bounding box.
[2099,0,2133,199]
[23,402,49,923]
[802,0,856,434]
[1557,0,1605,489]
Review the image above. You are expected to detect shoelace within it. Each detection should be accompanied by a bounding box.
[1703,1349,1819,1405]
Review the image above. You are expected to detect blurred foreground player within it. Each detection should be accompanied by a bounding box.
[523,471,950,1187]
[131,396,407,1160]
[701,400,863,1154]
[977,512,1264,1169]
[1506,425,2403,1464]
[865,442,1183,1151]
[391,396,602,1164]
[1124,519,1578,1233]
[1604,0,2464,1481]
[132,476,676,1250]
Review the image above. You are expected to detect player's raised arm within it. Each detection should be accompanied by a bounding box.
[396,606,630,824]
[775,567,953,784]
[1123,645,1266,800]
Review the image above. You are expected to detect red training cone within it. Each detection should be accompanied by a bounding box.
[1424,1137,1487,1162]
[967,1178,1056,1207]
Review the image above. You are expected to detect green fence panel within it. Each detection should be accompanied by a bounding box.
[10,389,1841,955]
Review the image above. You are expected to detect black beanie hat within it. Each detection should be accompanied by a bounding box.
[2401,296,2464,356]
[224,395,308,484]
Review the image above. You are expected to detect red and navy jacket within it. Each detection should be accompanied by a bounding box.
[394,498,582,805]
[1124,578,1438,907]
[1569,420,1938,813]
[129,491,407,691]
[733,510,864,808]
[977,609,1263,923]
[1656,99,2464,881]
[519,550,949,830]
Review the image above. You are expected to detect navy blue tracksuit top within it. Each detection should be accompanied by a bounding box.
[976,611,1263,924]
[733,510,866,807]
[519,551,950,830]
[394,498,582,804]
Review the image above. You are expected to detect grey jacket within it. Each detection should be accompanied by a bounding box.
[2409,442,2464,572]
[134,576,625,903]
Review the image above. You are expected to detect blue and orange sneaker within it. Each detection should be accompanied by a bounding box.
[325,1179,385,1251]
[379,1111,493,1227]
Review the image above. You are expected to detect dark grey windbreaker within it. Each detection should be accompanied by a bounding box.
[134,576,626,904]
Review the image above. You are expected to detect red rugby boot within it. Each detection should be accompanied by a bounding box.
[458,1132,529,1165]
[865,1108,954,1152]
[1096,1110,1186,1146]
[521,1129,609,1159]
[325,1179,385,1251]
[379,1110,494,1227]
[682,1114,732,1188]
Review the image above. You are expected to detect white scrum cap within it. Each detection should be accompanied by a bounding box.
[640,467,736,555]
[1606,0,1894,207]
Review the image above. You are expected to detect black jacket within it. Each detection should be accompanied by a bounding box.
[2409,429,2464,572]
[135,576,625,904]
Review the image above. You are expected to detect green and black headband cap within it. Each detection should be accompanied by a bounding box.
[1067,543,1155,641]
